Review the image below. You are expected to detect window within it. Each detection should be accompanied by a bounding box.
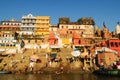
[115,42,118,47]
[111,42,114,47]
[66,26,68,28]
[52,28,53,31]
[11,34,13,37]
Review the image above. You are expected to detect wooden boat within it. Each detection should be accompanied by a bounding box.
[93,69,120,76]
[0,71,11,74]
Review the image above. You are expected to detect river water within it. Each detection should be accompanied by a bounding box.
[0,73,120,80]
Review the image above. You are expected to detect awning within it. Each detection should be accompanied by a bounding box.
[30,55,41,62]
[62,38,70,44]
[49,45,60,48]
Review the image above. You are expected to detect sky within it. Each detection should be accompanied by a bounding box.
[0,0,120,31]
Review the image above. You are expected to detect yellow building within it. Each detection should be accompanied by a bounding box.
[35,16,50,35]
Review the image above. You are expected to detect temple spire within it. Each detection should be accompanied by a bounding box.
[117,22,119,25]
[103,22,106,28]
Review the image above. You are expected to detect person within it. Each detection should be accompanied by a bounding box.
[46,53,48,59]
[30,61,34,71]
[60,66,64,73]
[113,62,117,69]
[59,57,62,62]
[100,62,104,70]
[66,56,69,61]
[49,61,52,67]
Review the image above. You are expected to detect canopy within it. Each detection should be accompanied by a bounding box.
[30,55,41,62]
[71,50,80,57]
[49,45,60,48]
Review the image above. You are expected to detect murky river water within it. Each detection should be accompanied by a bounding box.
[0,73,120,80]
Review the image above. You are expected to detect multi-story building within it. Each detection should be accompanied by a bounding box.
[77,17,95,38]
[35,16,50,36]
[1,19,21,26]
[0,19,21,46]
[20,14,36,35]
[58,17,95,38]
[49,24,58,34]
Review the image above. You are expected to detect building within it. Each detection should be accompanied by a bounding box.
[35,16,50,36]
[20,14,36,35]
[48,31,58,45]
[97,51,118,67]
[106,39,120,56]
[94,25,101,37]
[0,19,21,46]
[1,19,21,26]
[58,17,95,38]
[77,17,95,38]
[116,22,120,35]
[102,23,112,39]
[72,31,90,46]
[49,24,58,34]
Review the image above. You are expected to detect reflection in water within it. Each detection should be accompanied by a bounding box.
[0,73,120,80]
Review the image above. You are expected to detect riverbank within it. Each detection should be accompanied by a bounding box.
[0,47,96,74]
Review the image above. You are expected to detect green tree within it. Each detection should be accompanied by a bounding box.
[20,40,25,48]
[14,32,19,40]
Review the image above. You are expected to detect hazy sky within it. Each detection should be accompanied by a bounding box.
[0,0,120,31]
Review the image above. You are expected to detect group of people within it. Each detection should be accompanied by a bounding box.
[100,60,120,70]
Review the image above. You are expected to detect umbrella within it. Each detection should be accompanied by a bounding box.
[71,50,80,57]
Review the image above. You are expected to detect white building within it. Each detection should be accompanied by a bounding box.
[116,22,120,34]
[20,14,36,35]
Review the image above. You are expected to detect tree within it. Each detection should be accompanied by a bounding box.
[14,32,19,40]
[20,40,25,48]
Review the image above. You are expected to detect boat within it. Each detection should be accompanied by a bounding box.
[0,71,11,74]
[93,69,120,76]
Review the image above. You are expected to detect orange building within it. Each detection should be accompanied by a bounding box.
[48,31,58,45]
[58,17,95,38]
[72,31,80,45]
[106,39,120,57]
[72,31,89,46]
